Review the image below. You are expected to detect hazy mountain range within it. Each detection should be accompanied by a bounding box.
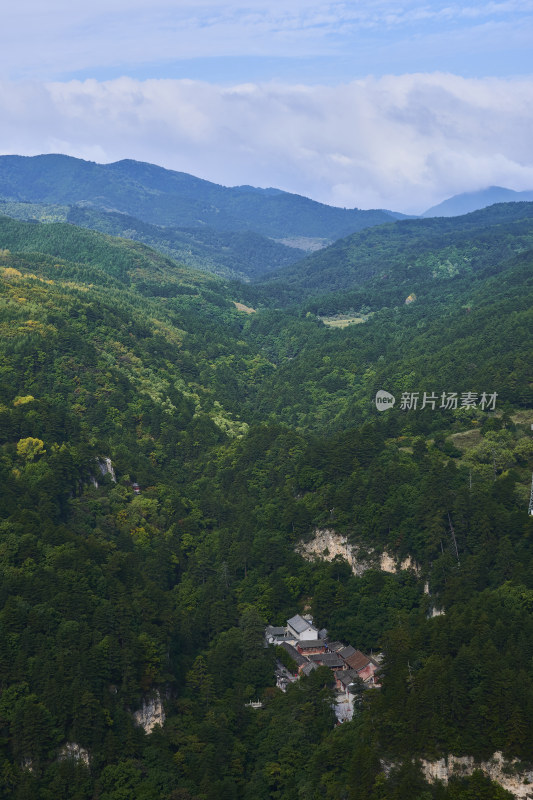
[422,186,533,217]
[0,153,399,238]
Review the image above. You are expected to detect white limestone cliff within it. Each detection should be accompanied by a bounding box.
[133,691,165,734]
[420,752,533,799]
[58,742,90,765]
[296,528,419,577]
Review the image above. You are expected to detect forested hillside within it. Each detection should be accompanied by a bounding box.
[0,204,532,800]
[0,154,397,239]
[256,201,533,308]
[0,200,306,282]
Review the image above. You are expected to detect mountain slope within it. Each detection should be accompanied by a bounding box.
[255,201,533,308]
[0,216,267,446]
[2,213,531,431]
[0,199,306,281]
[423,185,533,217]
[242,249,533,430]
[0,153,397,240]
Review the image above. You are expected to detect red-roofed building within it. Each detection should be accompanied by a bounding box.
[344,650,380,684]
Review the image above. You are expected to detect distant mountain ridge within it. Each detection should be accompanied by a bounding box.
[254,200,533,310]
[423,185,533,217]
[0,153,400,240]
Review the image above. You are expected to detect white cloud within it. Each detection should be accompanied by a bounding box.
[3,0,533,79]
[1,73,533,212]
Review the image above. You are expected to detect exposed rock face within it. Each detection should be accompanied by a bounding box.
[423,580,445,617]
[296,528,372,575]
[420,753,533,798]
[133,691,165,734]
[296,528,419,577]
[58,742,90,765]
[379,552,418,573]
[98,457,116,482]
[90,456,117,488]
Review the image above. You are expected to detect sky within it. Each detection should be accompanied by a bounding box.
[1,0,533,212]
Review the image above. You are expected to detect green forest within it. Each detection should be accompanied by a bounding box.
[0,180,532,800]
[0,155,398,238]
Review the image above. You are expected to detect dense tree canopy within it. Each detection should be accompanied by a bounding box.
[0,203,531,799]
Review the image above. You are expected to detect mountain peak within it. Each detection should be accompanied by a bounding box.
[423,186,533,217]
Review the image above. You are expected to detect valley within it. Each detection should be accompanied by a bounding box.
[0,158,532,800]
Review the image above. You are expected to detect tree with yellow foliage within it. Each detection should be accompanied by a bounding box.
[16,437,46,460]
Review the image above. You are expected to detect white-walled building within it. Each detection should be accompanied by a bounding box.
[287,614,319,641]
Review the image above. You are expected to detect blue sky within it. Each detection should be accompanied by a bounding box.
[1,1,533,211]
[5,0,533,82]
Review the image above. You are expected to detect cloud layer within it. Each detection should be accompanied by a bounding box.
[2,73,533,213]
[4,0,533,80]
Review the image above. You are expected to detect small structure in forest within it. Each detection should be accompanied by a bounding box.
[287,614,319,641]
[267,613,381,721]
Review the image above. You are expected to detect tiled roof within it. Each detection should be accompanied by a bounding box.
[336,669,360,688]
[266,626,286,636]
[297,639,325,650]
[308,652,344,668]
[326,641,345,652]
[339,645,356,660]
[287,614,314,634]
[279,641,308,666]
[344,650,373,672]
